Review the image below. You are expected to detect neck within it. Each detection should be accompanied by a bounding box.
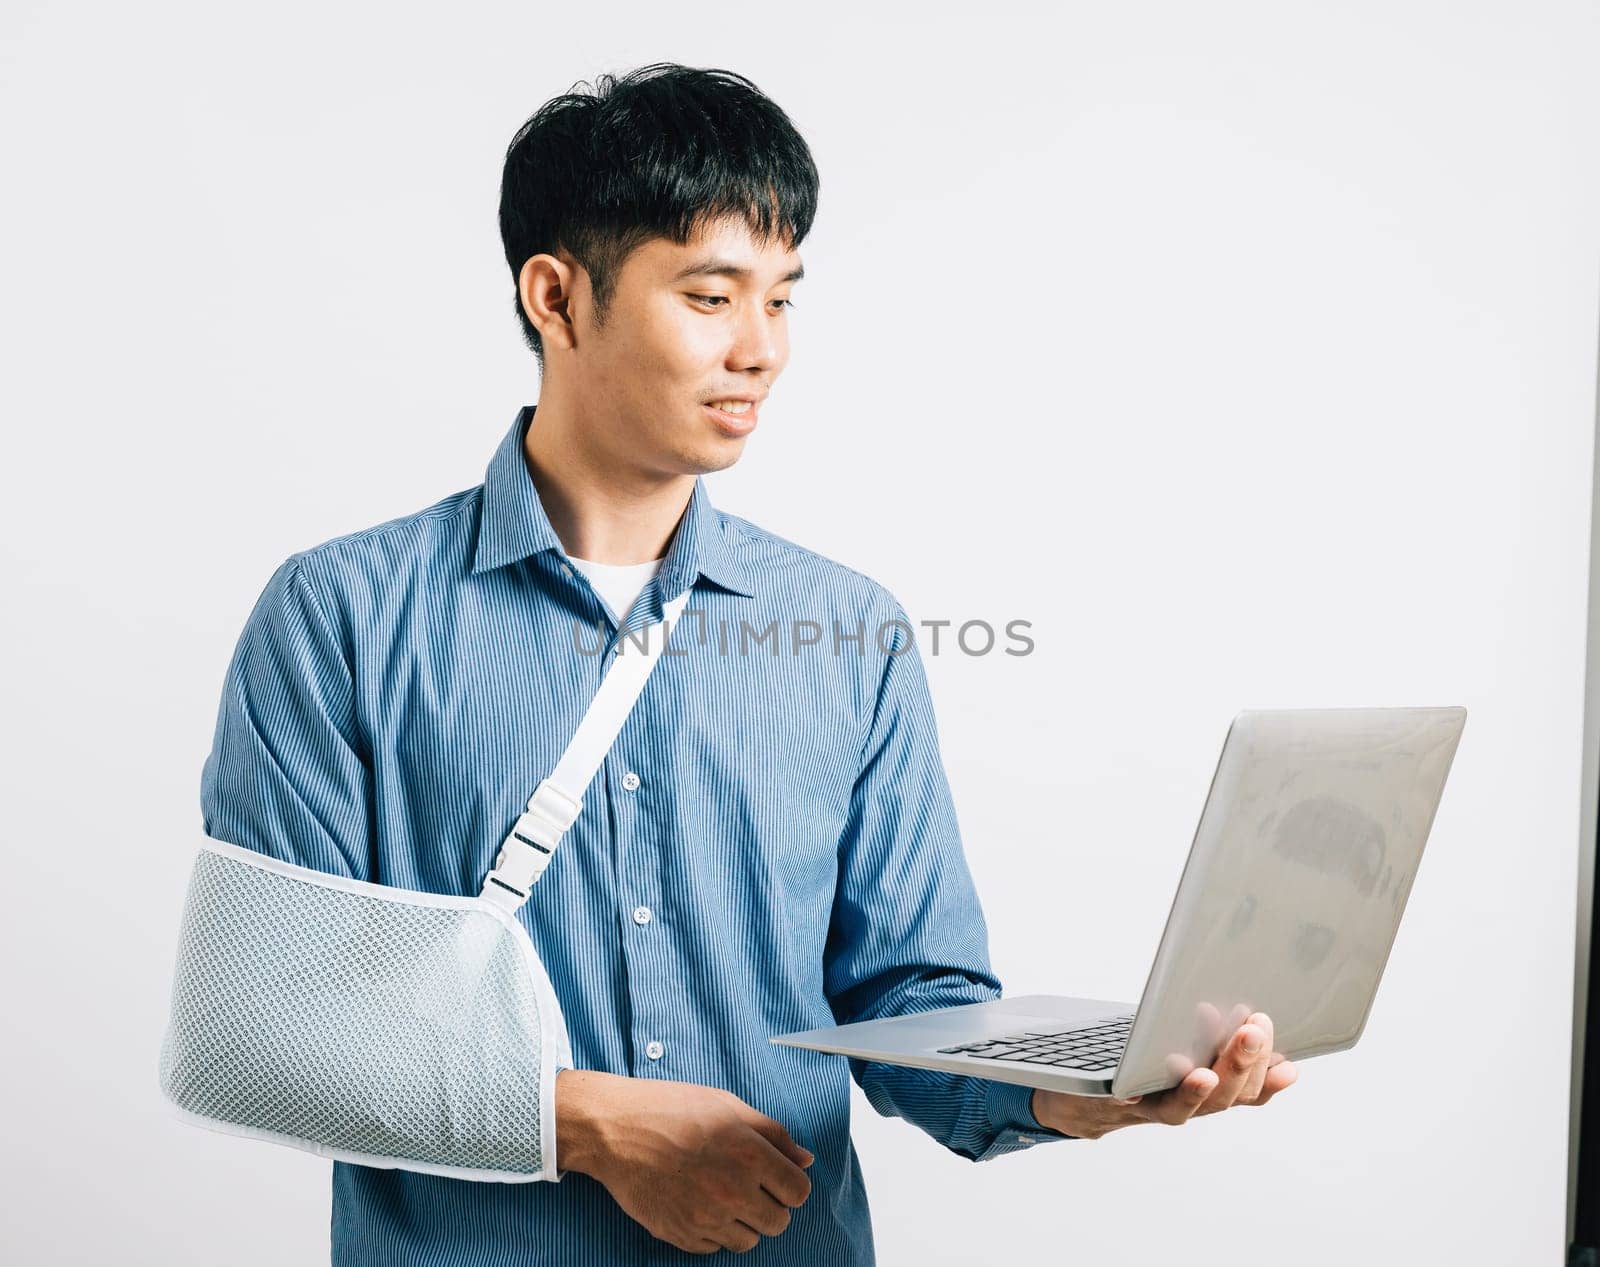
[522,400,693,565]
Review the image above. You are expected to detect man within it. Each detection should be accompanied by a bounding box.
[200,63,1296,1263]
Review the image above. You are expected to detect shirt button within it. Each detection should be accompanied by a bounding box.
[1017,1135,1037,1145]
[561,562,573,577]
[621,771,641,791]
[632,905,652,925]
[645,1040,665,1060]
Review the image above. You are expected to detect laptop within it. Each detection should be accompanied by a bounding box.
[771,706,1467,1100]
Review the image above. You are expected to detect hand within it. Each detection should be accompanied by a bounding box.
[1030,1012,1298,1140]
[555,1068,814,1255]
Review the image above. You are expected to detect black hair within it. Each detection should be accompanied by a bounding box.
[498,63,820,373]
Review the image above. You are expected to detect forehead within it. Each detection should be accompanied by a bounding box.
[631,215,805,286]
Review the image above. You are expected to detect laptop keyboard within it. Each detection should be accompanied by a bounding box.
[936,1012,1136,1072]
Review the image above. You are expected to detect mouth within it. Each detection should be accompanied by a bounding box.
[702,398,760,437]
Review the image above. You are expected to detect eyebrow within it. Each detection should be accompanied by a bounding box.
[670,256,805,285]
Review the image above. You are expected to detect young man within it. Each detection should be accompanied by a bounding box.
[201,63,1296,1264]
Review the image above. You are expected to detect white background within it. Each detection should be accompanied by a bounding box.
[4,2,1598,1263]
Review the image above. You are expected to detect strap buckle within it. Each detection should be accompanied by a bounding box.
[482,779,584,905]
[521,778,584,843]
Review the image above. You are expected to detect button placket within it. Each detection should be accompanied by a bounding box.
[611,752,665,1072]
[612,760,655,929]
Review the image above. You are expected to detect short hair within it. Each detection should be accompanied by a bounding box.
[498,63,820,374]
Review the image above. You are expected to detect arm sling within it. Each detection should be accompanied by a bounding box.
[157,590,690,1183]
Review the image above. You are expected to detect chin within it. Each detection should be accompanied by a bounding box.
[690,441,746,475]
[678,428,749,472]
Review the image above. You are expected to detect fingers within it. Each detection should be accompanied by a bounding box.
[710,1179,796,1254]
[1246,1056,1299,1107]
[1236,1014,1274,1104]
[747,1130,813,1209]
[711,1220,763,1254]
[1197,1016,1271,1114]
[740,1191,795,1238]
[736,1103,815,1170]
[757,1153,812,1210]
[1132,1067,1218,1125]
[1128,1024,1299,1129]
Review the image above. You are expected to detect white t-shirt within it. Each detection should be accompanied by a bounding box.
[568,553,665,623]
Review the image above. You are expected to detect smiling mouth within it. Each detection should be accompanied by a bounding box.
[703,400,760,434]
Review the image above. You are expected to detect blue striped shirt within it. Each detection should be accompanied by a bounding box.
[199,405,1068,1266]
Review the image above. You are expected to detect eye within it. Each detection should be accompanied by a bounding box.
[688,294,796,311]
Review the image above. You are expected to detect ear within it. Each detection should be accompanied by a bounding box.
[518,252,581,354]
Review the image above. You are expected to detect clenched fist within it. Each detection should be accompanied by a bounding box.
[555,1068,814,1254]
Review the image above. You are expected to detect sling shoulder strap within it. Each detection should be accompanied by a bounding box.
[480,588,691,914]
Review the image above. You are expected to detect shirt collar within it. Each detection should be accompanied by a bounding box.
[471,405,755,601]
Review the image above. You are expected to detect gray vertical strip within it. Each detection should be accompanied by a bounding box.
[1570,306,1600,1263]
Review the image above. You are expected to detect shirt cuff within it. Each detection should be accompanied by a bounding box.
[974,1078,1077,1160]
[550,1061,572,1181]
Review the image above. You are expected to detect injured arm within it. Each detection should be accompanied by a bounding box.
[160,554,569,1181]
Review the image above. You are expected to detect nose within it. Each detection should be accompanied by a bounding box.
[727,300,783,377]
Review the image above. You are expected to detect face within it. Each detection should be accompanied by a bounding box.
[532,214,802,478]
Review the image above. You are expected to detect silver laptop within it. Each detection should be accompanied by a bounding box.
[771,707,1467,1100]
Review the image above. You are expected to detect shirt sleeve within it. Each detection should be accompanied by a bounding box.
[821,600,1077,1160]
[199,553,373,880]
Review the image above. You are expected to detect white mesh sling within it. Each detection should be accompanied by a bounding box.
[158,590,690,1183]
